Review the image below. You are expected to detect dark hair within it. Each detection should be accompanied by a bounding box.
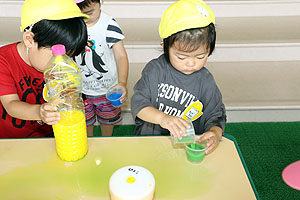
[163,23,216,62]
[76,0,100,10]
[30,17,87,56]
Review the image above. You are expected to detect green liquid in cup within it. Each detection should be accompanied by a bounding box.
[173,135,194,144]
[186,143,206,162]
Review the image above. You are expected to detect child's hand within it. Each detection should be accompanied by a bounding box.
[159,115,190,139]
[39,101,61,125]
[198,127,222,155]
[114,83,128,103]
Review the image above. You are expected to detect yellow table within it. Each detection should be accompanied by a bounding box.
[0,135,258,200]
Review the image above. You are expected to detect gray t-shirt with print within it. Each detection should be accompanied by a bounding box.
[131,54,226,135]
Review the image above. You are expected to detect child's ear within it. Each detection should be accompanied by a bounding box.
[23,31,35,48]
[160,41,164,47]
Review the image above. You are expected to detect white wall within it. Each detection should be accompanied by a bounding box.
[1,0,300,123]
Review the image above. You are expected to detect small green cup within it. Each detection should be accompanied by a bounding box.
[184,140,208,163]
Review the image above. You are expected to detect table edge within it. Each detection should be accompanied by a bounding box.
[224,134,260,200]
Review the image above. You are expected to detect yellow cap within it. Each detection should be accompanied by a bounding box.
[21,0,89,31]
[159,0,215,39]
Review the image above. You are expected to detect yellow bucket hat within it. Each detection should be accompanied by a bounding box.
[159,0,215,39]
[21,0,89,31]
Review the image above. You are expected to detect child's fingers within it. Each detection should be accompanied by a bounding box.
[180,119,191,129]
[177,124,187,136]
[42,104,57,112]
[205,144,216,155]
[204,136,219,155]
[175,127,182,139]
[120,94,127,103]
[42,114,60,125]
[45,119,59,125]
[198,131,215,142]
[40,105,60,123]
[42,99,65,111]
[170,127,182,139]
[176,119,190,136]
[174,119,191,136]
[163,116,189,138]
[206,137,215,147]
[42,111,60,120]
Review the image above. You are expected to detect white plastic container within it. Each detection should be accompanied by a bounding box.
[109,166,155,200]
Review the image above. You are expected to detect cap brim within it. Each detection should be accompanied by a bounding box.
[48,11,90,20]
[20,11,90,32]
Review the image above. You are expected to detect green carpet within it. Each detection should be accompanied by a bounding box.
[225,122,300,200]
[94,122,300,199]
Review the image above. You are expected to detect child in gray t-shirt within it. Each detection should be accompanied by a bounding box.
[131,0,226,155]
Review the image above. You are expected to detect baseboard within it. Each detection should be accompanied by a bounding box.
[226,106,300,122]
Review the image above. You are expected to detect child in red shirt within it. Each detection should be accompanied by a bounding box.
[0,0,89,138]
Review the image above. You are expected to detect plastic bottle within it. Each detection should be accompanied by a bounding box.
[44,44,88,162]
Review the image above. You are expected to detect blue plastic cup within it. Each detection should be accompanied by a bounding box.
[106,87,124,107]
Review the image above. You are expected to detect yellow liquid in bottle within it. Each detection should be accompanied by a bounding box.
[53,110,88,161]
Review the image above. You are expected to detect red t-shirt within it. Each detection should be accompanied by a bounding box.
[0,42,52,138]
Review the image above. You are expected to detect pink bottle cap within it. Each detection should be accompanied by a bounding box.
[74,0,85,3]
[52,44,66,56]
[282,160,300,190]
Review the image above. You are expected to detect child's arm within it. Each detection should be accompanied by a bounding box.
[137,106,190,139]
[0,94,60,125]
[198,77,226,155]
[198,126,223,155]
[112,40,129,103]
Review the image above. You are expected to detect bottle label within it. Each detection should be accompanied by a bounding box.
[44,61,81,102]
[43,84,49,102]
